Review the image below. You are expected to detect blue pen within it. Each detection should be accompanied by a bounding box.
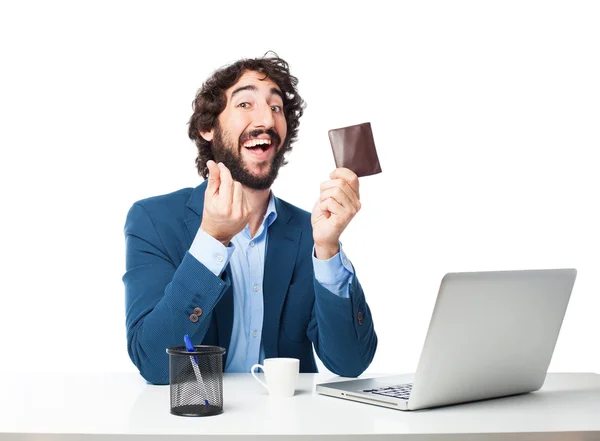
[184,334,198,364]
[184,334,209,406]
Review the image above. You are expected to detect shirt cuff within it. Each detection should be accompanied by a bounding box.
[312,244,354,298]
[189,228,235,277]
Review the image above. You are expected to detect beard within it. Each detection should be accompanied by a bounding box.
[211,123,286,190]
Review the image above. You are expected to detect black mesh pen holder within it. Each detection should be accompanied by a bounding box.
[166,345,226,417]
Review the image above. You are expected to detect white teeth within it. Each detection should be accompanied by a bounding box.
[244,139,271,148]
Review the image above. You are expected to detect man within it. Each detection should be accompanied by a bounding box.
[123,54,377,385]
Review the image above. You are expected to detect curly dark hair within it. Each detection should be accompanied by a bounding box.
[188,53,306,179]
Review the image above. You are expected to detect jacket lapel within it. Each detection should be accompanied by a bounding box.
[262,198,301,358]
[184,181,234,363]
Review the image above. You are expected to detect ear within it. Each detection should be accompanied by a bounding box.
[200,129,214,142]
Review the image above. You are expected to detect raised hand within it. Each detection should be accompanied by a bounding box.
[200,160,252,245]
[311,168,361,259]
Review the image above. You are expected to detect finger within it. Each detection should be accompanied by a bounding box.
[320,179,360,210]
[313,205,331,221]
[311,198,330,223]
[319,197,343,217]
[217,162,234,204]
[320,186,359,213]
[232,181,243,216]
[206,160,221,193]
[329,168,360,199]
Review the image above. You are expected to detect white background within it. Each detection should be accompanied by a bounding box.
[0,0,598,376]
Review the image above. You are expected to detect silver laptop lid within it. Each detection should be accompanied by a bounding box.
[408,268,576,410]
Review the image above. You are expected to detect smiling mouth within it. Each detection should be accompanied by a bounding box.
[243,138,272,152]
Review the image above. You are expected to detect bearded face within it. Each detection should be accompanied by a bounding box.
[211,122,286,190]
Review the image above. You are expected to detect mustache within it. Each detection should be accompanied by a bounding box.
[239,128,281,150]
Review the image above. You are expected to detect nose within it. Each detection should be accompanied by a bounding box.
[253,101,275,129]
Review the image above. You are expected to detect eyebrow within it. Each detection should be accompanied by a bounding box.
[231,85,284,101]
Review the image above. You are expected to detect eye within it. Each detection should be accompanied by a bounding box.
[237,102,251,109]
[271,105,282,113]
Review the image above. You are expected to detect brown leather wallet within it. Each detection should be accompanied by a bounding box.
[328,122,382,177]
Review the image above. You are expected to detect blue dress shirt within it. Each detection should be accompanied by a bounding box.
[189,192,355,373]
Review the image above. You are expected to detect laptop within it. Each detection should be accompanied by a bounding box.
[316,268,577,411]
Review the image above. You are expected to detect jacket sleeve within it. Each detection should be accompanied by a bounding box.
[308,273,377,377]
[123,202,231,384]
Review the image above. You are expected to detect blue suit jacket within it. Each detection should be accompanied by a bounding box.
[123,181,377,385]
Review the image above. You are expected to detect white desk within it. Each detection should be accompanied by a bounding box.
[1,372,599,440]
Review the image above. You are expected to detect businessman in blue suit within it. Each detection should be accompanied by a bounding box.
[123,54,377,385]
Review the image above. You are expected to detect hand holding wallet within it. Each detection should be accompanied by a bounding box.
[328,122,382,178]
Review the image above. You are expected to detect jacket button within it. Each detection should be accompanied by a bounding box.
[193,307,203,316]
[189,313,199,323]
[357,311,364,325]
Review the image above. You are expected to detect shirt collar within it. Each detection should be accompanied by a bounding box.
[264,191,278,228]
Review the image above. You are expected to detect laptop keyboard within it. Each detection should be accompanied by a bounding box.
[363,383,413,400]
